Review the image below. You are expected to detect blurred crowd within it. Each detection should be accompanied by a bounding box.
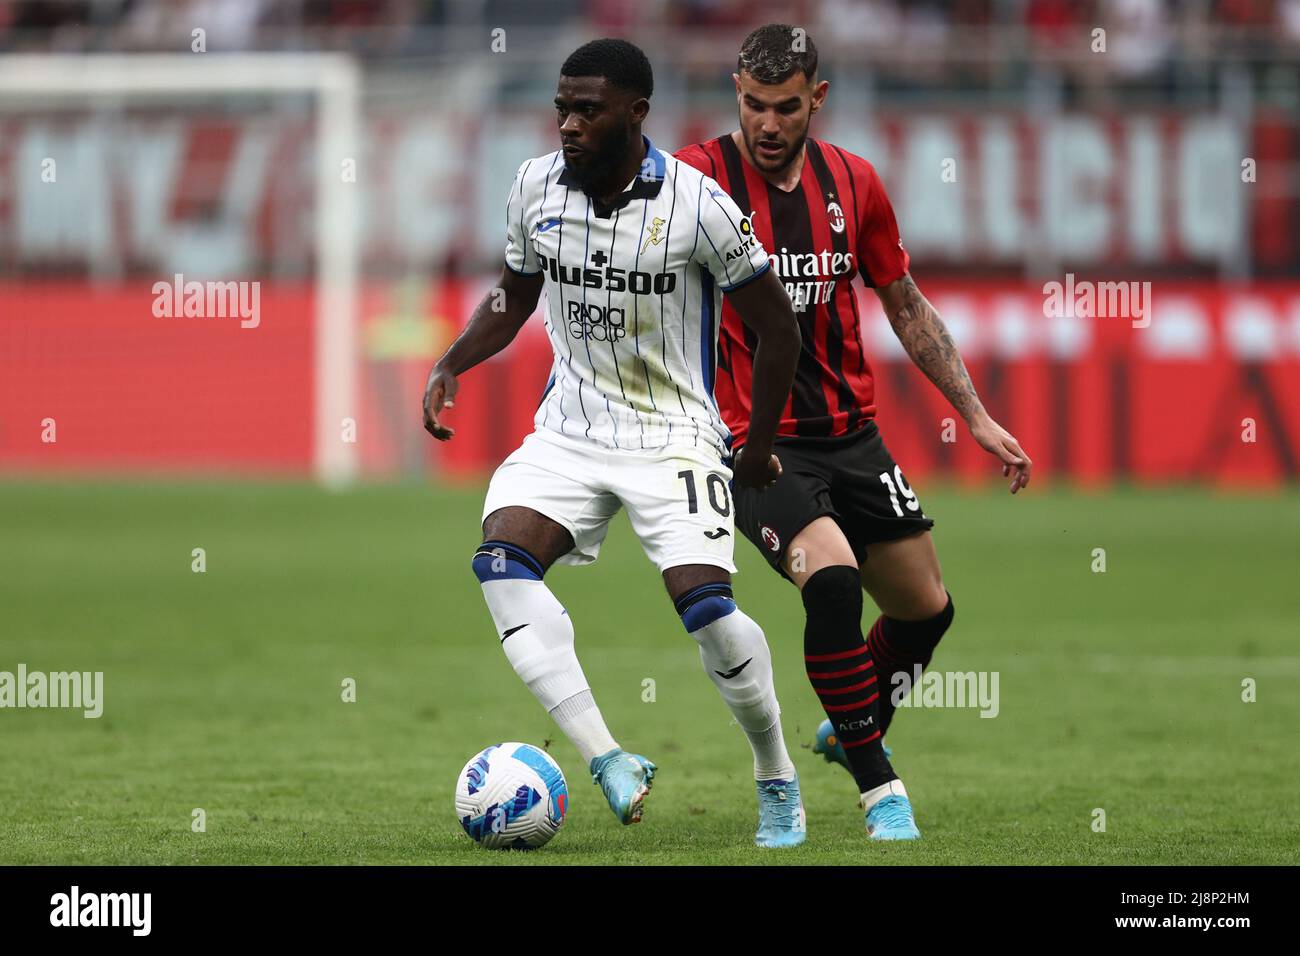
[1,1,1297,85]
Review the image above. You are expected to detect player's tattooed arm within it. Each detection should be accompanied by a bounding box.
[876,273,1033,493]
[877,274,982,420]
[725,268,801,488]
[422,266,544,441]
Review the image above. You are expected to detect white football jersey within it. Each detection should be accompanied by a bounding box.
[504,136,771,457]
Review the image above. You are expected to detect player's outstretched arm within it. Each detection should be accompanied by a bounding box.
[422,266,544,441]
[725,268,801,488]
[876,273,1032,493]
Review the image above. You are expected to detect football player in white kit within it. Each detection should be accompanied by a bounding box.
[423,40,806,847]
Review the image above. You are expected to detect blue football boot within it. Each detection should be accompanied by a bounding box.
[812,718,891,773]
[589,749,656,825]
[864,791,921,841]
[754,775,807,848]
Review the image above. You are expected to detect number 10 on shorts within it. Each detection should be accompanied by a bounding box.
[677,469,732,517]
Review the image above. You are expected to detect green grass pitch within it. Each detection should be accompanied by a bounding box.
[1,480,1297,865]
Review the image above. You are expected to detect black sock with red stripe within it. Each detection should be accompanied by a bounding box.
[866,593,955,736]
[802,565,896,793]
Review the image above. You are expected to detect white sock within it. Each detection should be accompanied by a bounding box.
[549,689,618,764]
[475,552,618,764]
[860,778,908,813]
[687,601,795,781]
[745,719,796,781]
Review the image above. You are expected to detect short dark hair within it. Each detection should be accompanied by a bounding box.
[561,38,654,99]
[737,23,818,84]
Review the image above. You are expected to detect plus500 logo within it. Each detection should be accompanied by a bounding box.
[536,254,677,295]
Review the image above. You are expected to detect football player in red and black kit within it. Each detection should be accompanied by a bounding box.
[676,24,1032,840]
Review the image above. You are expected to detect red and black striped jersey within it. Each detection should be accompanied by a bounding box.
[674,135,909,447]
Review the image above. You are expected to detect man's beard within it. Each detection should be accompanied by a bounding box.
[743,124,809,174]
[563,127,633,192]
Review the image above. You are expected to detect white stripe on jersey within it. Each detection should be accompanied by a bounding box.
[504,135,770,457]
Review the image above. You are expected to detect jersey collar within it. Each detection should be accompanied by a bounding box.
[557,134,666,219]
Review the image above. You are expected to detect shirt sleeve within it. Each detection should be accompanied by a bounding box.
[691,175,770,292]
[504,160,541,275]
[673,143,712,175]
[856,162,910,288]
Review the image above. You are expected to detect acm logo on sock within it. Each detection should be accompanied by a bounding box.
[836,717,874,733]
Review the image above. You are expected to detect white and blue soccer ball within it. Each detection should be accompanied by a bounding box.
[455,742,568,850]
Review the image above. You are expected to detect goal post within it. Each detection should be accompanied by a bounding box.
[0,53,362,487]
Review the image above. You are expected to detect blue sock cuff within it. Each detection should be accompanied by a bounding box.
[675,583,736,633]
[673,582,733,615]
[472,540,545,582]
[681,595,737,633]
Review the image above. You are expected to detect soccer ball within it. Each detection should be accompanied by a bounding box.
[455,742,568,850]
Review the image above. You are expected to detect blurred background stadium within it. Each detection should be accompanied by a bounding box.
[3,1,1299,867]
[2,0,1298,486]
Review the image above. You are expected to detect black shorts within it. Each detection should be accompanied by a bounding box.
[733,421,934,579]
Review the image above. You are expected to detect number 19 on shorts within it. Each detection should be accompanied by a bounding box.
[879,466,923,518]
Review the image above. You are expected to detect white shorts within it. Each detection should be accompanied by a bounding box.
[481,429,737,573]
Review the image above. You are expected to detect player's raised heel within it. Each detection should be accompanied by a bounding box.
[589,749,656,825]
[812,718,891,774]
[755,775,807,848]
[864,792,920,841]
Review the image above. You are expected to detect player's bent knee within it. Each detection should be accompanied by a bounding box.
[897,589,955,629]
[674,582,737,633]
[800,564,863,617]
[786,523,856,580]
[472,539,546,583]
[936,590,955,630]
[913,584,952,622]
